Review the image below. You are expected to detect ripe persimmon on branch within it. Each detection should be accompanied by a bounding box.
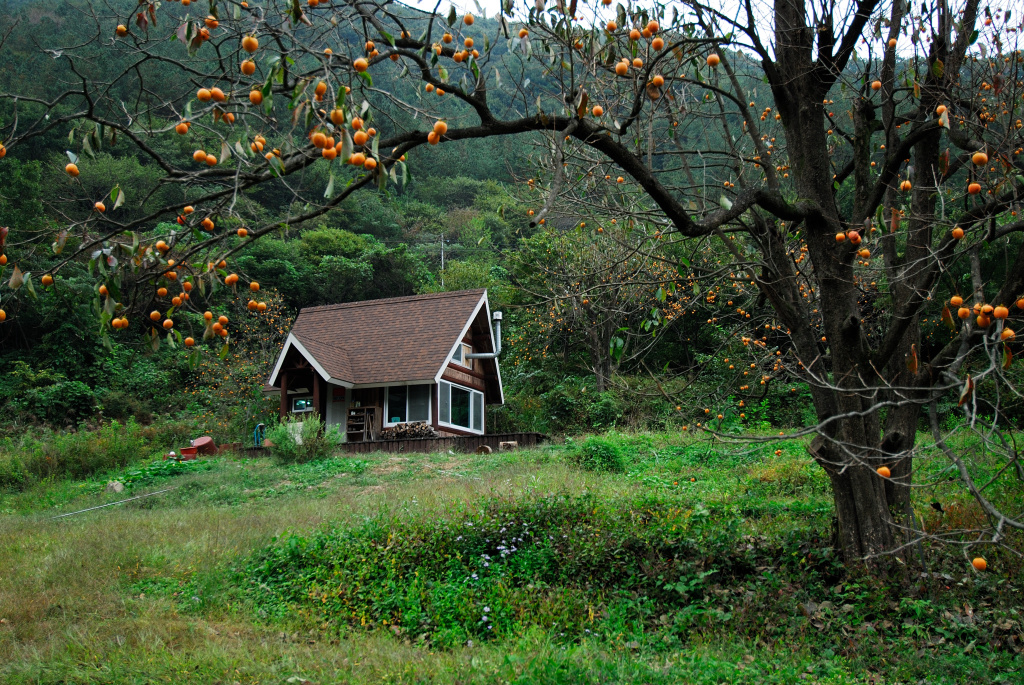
[0,0,1022,571]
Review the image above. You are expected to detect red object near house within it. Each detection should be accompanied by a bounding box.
[192,436,217,454]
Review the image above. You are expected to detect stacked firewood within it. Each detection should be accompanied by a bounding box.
[380,422,440,440]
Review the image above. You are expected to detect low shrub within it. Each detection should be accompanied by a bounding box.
[566,435,625,472]
[0,419,150,490]
[266,413,342,464]
[244,491,745,647]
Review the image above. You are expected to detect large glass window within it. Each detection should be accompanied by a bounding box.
[386,386,407,424]
[450,385,471,428]
[440,382,450,422]
[385,385,431,425]
[438,381,484,433]
[408,385,430,422]
[472,392,483,432]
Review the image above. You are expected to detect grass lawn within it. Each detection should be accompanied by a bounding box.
[0,432,1021,684]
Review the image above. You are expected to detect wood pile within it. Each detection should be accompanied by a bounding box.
[380,422,440,440]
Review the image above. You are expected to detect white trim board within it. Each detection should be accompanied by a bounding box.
[434,291,489,384]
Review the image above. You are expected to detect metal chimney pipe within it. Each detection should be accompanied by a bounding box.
[466,311,501,359]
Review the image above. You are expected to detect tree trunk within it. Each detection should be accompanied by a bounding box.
[590,324,611,393]
[768,0,900,565]
[810,435,897,562]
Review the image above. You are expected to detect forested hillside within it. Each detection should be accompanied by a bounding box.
[0,1,746,441]
[0,0,1018,447]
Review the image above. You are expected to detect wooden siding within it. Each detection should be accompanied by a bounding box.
[441,366,485,391]
[336,432,546,454]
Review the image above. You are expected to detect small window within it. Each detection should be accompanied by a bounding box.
[292,397,314,413]
[451,342,472,367]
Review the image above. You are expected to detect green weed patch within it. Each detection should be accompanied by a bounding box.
[245,490,761,648]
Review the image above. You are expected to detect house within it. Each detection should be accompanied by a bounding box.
[264,289,503,440]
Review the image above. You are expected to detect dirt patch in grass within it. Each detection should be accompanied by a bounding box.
[370,457,408,476]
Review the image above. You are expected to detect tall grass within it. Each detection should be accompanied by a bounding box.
[0,419,149,490]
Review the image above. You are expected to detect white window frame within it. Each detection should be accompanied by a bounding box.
[291,397,315,413]
[383,384,432,427]
[451,342,473,368]
[438,380,484,434]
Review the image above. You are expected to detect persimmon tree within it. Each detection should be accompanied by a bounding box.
[510,221,686,391]
[0,0,1022,568]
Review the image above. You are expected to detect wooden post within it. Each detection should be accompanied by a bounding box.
[312,371,321,422]
[279,370,288,420]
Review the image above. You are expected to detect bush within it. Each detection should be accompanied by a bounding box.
[566,435,625,472]
[266,413,341,464]
[0,419,150,490]
[100,390,152,424]
[1,360,98,425]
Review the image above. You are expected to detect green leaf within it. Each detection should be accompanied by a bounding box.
[339,129,353,162]
[358,71,373,87]
[324,173,335,199]
[219,342,230,359]
[609,336,625,364]
[719,195,733,210]
[268,155,285,177]
[65,150,79,164]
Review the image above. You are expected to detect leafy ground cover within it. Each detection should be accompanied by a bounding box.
[0,432,1020,684]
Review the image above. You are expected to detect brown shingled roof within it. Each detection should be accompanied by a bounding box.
[286,289,487,385]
